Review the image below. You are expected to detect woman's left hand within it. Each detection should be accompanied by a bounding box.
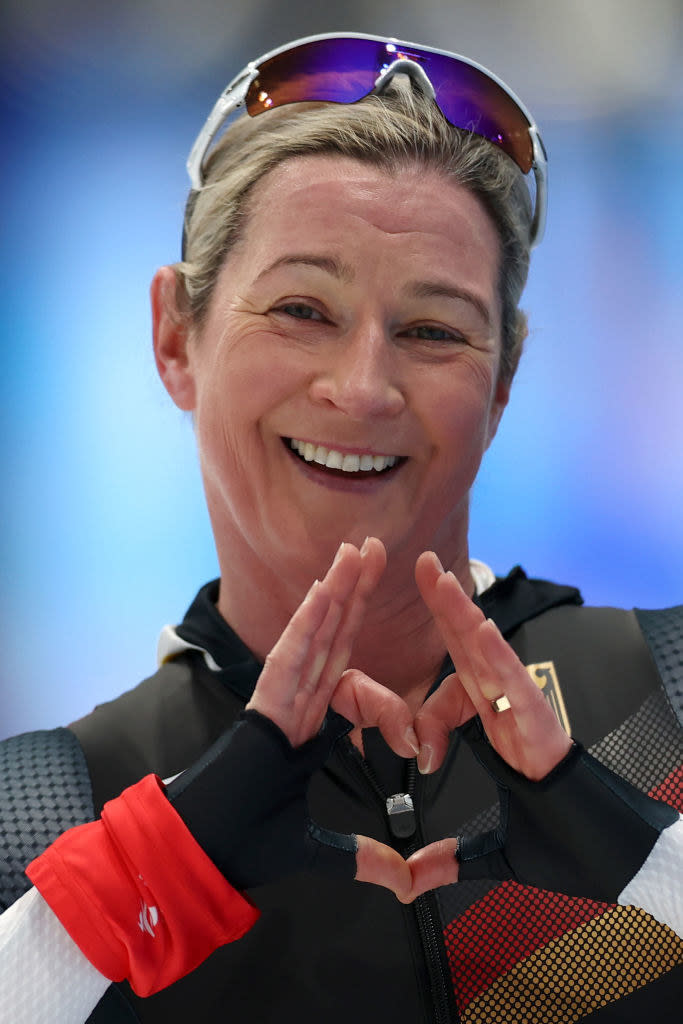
[404,551,573,896]
[402,552,677,904]
[412,552,572,779]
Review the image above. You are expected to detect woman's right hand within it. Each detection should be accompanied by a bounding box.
[169,538,417,900]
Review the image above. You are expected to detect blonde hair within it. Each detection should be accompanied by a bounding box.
[177,82,532,381]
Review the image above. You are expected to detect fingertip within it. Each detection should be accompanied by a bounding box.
[415,550,442,580]
[417,743,434,775]
[332,541,347,566]
[360,535,386,564]
[404,726,420,758]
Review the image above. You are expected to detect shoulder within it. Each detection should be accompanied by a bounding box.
[0,726,94,908]
[70,653,247,813]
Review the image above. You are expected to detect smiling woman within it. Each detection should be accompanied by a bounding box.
[1,31,682,1024]
[153,154,508,669]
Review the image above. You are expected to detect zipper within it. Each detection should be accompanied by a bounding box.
[343,742,454,1024]
[400,760,453,1024]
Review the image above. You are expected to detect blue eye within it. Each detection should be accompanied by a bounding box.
[278,303,323,320]
[407,325,461,343]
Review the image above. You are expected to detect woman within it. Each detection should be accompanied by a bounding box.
[1,33,681,1023]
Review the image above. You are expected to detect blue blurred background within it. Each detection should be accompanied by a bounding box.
[2,0,682,738]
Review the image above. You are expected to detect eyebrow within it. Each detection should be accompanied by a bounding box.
[409,281,493,328]
[255,254,355,284]
[255,256,493,327]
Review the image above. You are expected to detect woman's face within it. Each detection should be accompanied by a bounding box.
[161,155,509,579]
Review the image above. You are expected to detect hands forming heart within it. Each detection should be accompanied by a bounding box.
[246,537,574,903]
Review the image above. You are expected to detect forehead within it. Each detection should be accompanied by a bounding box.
[234,155,501,294]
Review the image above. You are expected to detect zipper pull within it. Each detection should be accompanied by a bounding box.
[386,792,416,838]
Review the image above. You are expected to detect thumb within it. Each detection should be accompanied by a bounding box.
[332,669,420,759]
[406,839,460,901]
[355,835,413,902]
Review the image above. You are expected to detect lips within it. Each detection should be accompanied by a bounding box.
[287,438,401,474]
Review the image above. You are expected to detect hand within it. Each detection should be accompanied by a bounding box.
[404,553,677,903]
[413,551,572,779]
[170,538,416,900]
[247,537,419,758]
[406,551,573,895]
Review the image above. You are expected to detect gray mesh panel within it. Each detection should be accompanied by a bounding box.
[636,605,683,726]
[0,728,94,909]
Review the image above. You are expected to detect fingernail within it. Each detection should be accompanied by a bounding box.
[404,726,420,756]
[332,542,346,566]
[417,743,434,775]
[304,579,321,603]
[360,536,370,556]
[432,553,445,573]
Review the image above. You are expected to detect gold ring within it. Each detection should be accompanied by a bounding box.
[491,694,511,713]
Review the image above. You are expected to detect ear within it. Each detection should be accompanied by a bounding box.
[485,374,511,449]
[150,266,196,411]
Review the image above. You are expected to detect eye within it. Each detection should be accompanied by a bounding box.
[403,324,464,344]
[275,302,326,322]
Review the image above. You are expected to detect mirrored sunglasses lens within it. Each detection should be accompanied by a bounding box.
[424,51,534,173]
[246,38,380,114]
[244,37,533,176]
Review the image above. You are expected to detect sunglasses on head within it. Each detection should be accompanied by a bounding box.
[186,32,548,247]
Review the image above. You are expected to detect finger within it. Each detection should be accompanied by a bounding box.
[249,543,362,738]
[247,578,332,730]
[416,555,484,661]
[332,669,420,759]
[472,618,572,779]
[312,537,386,703]
[286,536,387,745]
[406,839,460,900]
[296,543,363,696]
[414,673,476,774]
[415,554,485,696]
[355,834,413,903]
[289,540,385,743]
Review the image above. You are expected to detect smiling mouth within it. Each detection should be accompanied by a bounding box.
[285,437,405,477]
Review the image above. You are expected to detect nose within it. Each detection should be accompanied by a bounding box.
[308,323,406,421]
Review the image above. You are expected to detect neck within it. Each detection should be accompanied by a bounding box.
[214,526,475,713]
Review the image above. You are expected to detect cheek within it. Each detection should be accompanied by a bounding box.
[430,360,499,448]
[192,339,303,478]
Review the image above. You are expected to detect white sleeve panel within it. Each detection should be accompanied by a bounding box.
[0,886,110,1024]
[618,815,683,938]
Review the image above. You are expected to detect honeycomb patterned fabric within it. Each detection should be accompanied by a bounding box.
[636,606,683,725]
[0,728,94,910]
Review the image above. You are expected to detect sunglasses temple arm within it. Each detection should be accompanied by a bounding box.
[186,73,253,190]
[529,129,548,249]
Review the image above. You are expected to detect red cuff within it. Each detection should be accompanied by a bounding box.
[27,774,260,996]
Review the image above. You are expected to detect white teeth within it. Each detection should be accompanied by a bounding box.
[289,438,399,474]
[342,454,360,472]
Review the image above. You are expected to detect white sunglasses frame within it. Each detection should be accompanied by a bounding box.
[185,32,548,247]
